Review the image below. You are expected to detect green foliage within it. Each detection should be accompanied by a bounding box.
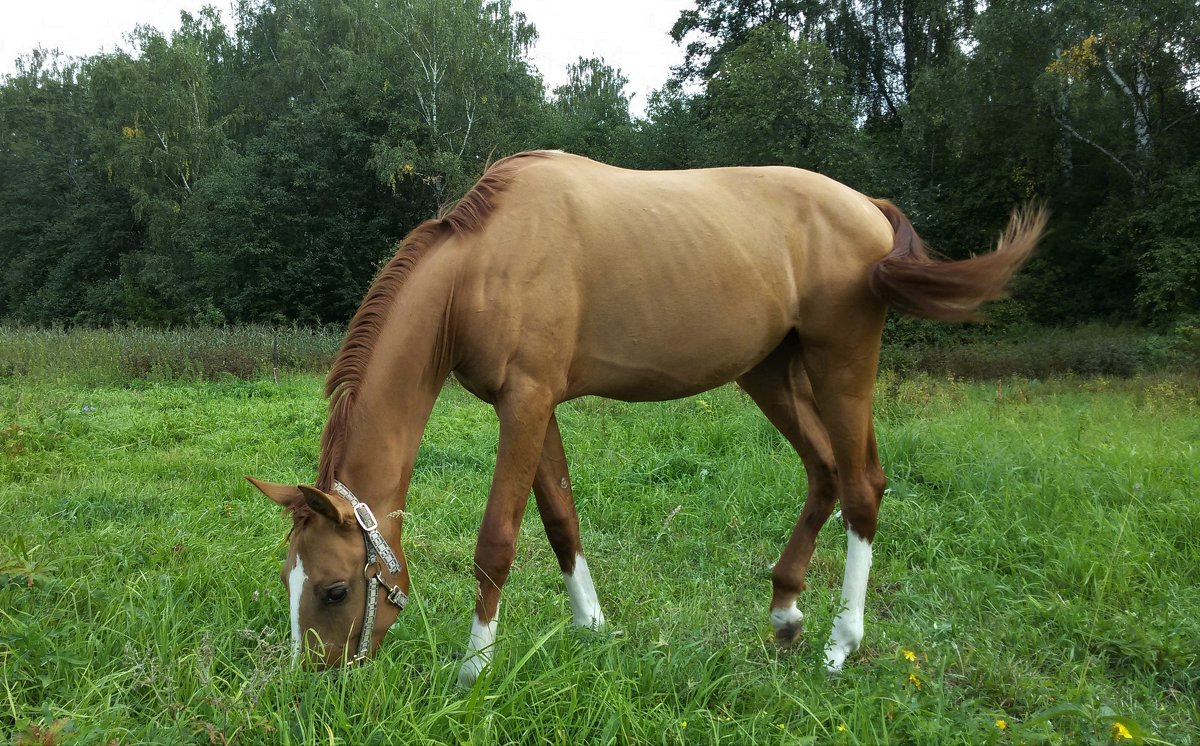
[704,25,855,174]
[0,0,545,327]
[543,57,633,162]
[1133,165,1200,322]
[631,81,709,169]
[1,334,1197,742]
[0,50,141,325]
[2,0,1200,328]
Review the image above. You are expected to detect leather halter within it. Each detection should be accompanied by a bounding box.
[330,480,408,662]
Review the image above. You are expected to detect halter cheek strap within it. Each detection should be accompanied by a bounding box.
[331,480,408,662]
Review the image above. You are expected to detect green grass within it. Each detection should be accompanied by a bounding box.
[1,342,1198,743]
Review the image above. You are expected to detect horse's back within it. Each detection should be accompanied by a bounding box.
[449,153,894,401]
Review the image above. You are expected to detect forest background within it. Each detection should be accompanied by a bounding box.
[1,0,1198,334]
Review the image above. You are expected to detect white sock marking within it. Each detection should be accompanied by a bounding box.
[825,528,872,672]
[564,553,606,629]
[288,556,307,663]
[770,602,804,632]
[458,608,499,687]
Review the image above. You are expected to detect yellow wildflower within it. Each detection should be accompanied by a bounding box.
[907,673,922,689]
[995,719,1007,730]
[1112,722,1133,740]
[902,649,917,662]
[837,724,847,732]
[680,720,687,728]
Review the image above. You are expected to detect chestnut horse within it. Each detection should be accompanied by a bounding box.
[247,151,1044,685]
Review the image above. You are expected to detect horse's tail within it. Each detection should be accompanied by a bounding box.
[867,200,1047,322]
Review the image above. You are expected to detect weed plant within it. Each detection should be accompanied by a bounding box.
[0,331,1197,743]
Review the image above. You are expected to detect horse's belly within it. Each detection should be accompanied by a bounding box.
[573,355,768,402]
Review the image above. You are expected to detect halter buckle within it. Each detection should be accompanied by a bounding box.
[353,502,379,532]
[387,585,409,609]
[365,562,408,610]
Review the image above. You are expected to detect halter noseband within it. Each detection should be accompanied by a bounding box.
[330,480,408,663]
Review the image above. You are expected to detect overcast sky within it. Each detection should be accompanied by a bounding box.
[0,0,693,116]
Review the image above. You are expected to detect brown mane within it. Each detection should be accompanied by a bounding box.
[313,151,552,494]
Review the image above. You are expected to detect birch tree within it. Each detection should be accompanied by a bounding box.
[369,0,538,206]
[1046,0,1200,189]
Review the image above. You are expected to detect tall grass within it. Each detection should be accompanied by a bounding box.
[879,321,1200,379]
[0,325,342,385]
[3,321,1196,387]
[1,329,1197,743]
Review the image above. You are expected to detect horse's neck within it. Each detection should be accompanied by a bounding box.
[336,271,453,520]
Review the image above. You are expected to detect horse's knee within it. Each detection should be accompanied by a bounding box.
[474,532,517,589]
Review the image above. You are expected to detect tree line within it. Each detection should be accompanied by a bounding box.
[1,0,1197,327]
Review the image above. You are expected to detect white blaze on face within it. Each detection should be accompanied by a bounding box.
[825,528,873,672]
[564,553,605,629]
[458,606,499,687]
[288,555,308,662]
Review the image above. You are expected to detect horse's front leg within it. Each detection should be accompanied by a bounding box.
[458,379,555,687]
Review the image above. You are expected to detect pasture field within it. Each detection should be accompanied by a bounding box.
[1,353,1197,743]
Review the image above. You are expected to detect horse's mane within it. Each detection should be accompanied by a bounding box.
[304,151,552,502]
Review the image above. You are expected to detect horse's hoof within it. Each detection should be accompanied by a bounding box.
[457,656,488,688]
[775,621,803,647]
[824,636,858,672]
[770,604,804,647]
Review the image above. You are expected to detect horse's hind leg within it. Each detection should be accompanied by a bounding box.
[737,339,839,647]
[532,413,605,629]
[799,316,888,672]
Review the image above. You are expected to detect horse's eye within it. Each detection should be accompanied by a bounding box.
[324,583,349,605]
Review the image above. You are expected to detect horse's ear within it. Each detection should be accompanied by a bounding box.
[246,476,301,507]
[298,485,356,525]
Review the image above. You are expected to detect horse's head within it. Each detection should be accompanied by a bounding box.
[247,477,408,667]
